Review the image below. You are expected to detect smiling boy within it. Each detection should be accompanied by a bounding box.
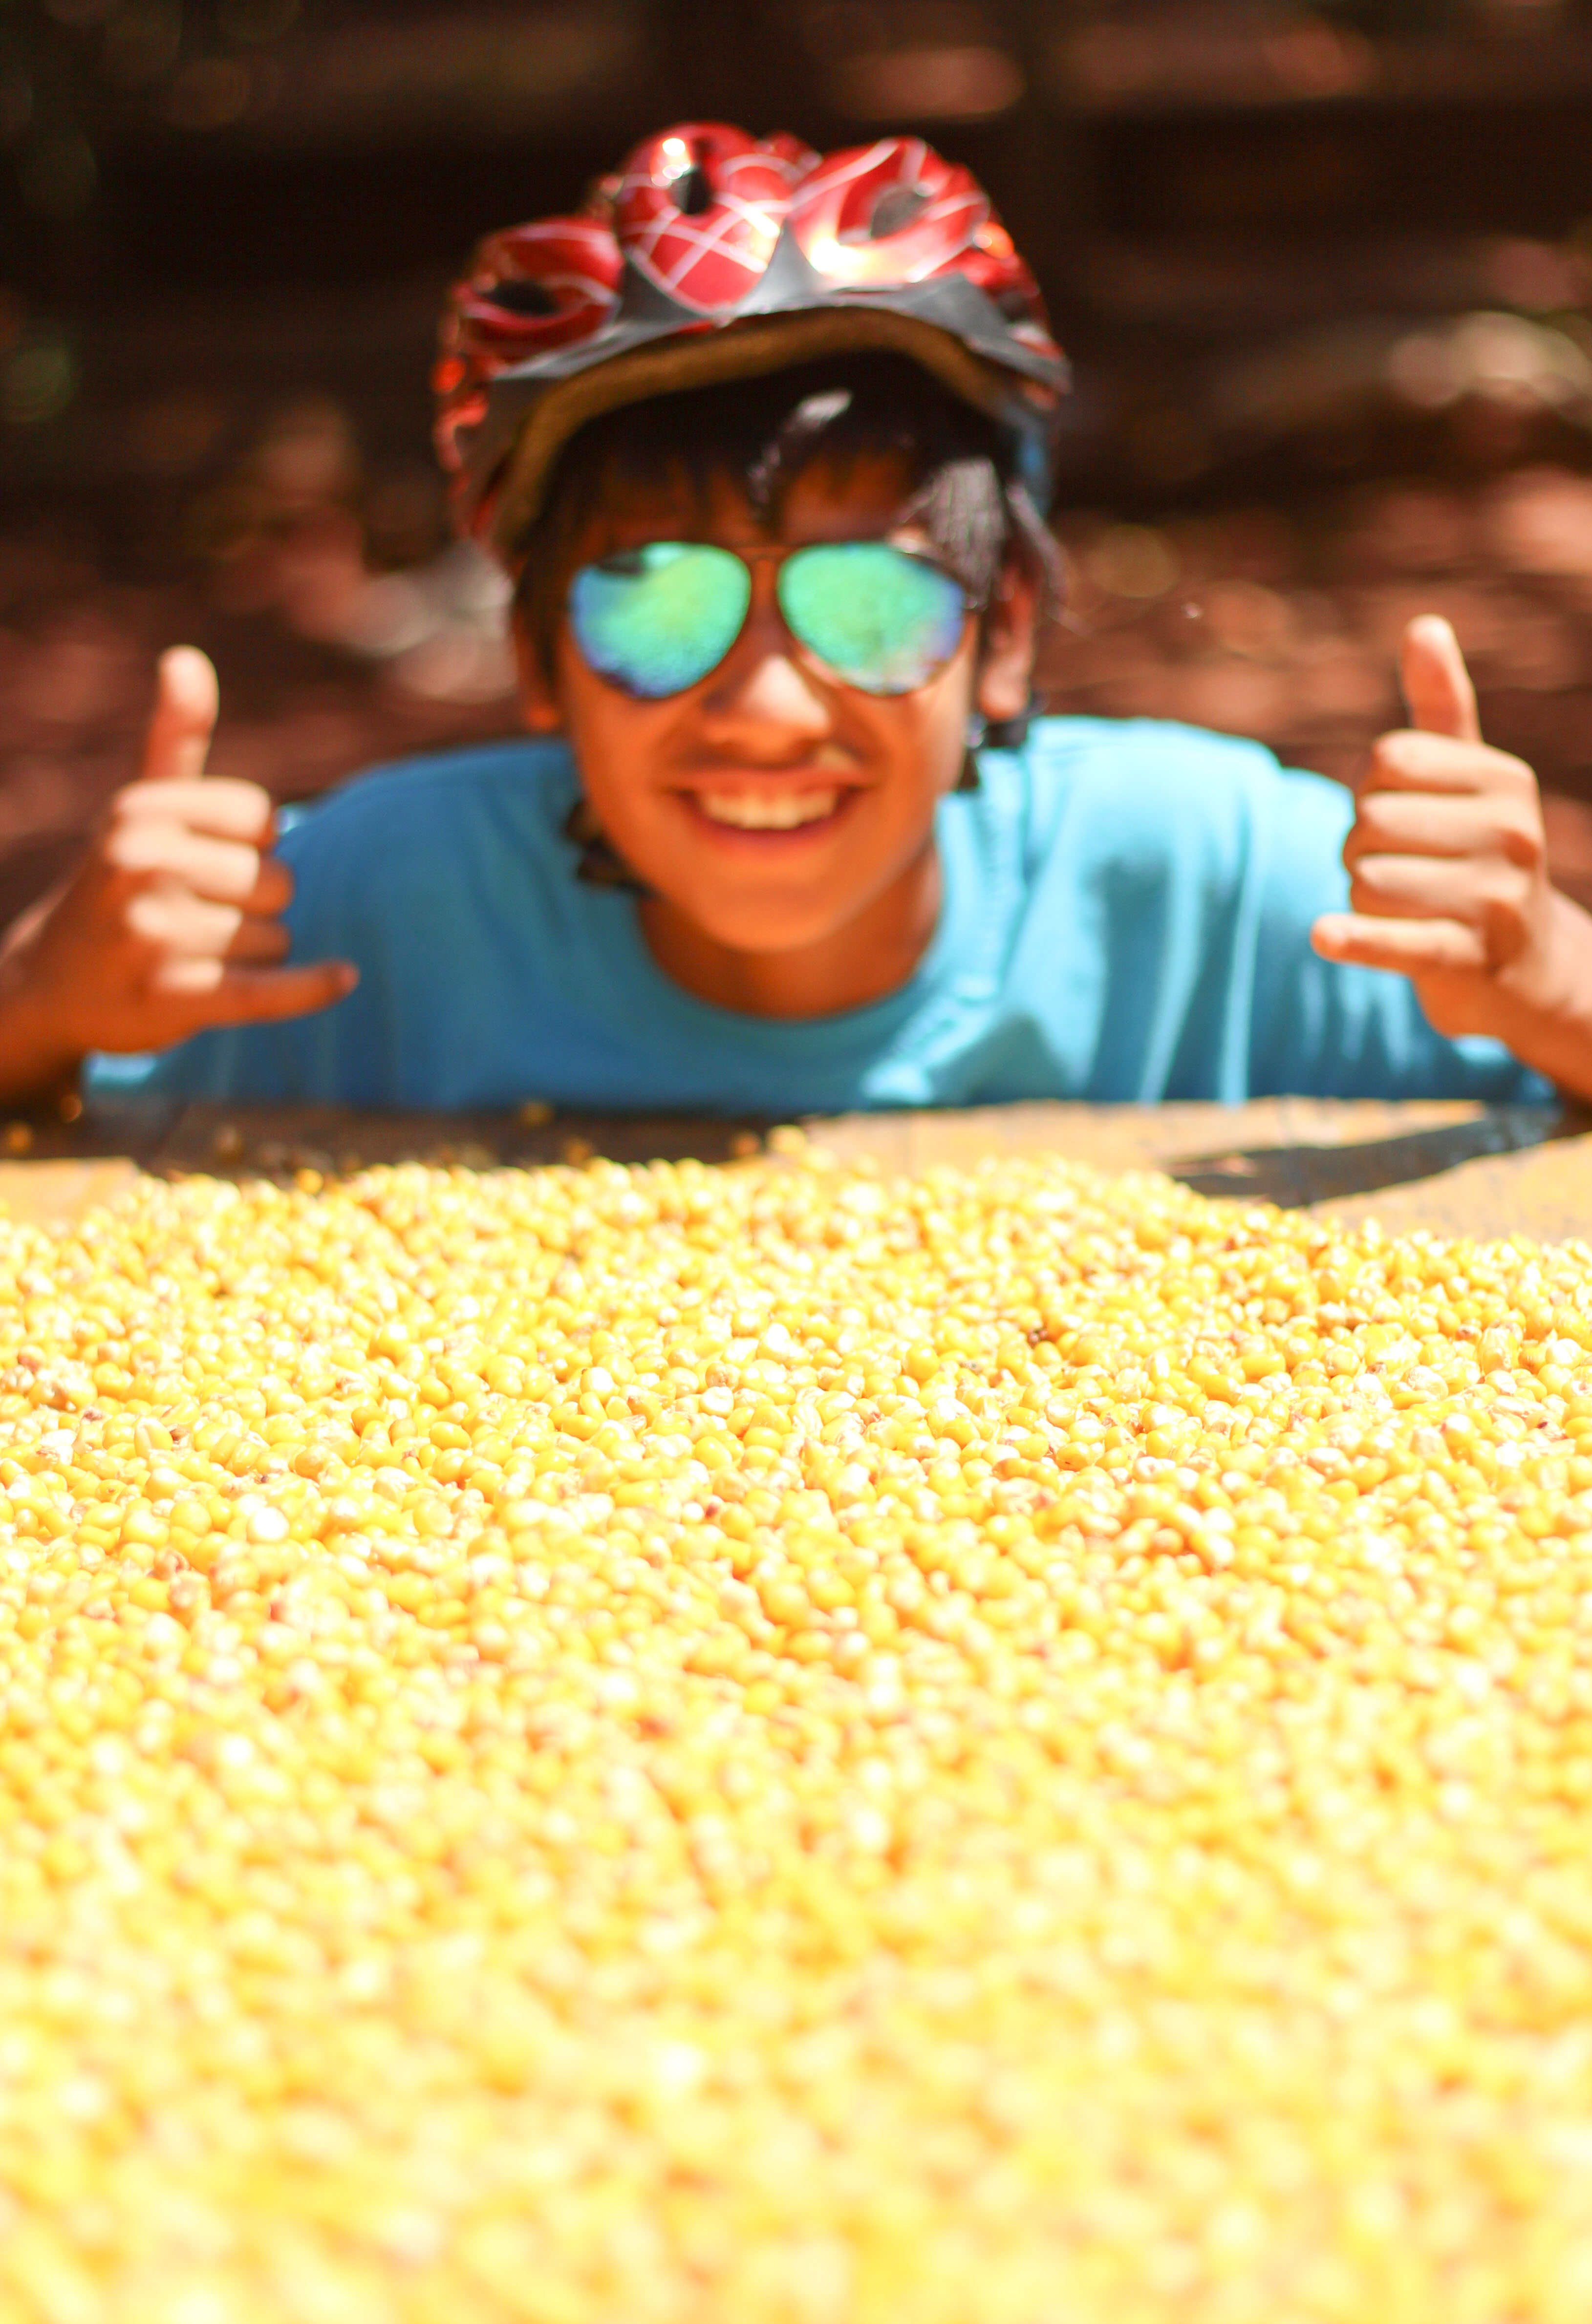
[3,124,1592,1115]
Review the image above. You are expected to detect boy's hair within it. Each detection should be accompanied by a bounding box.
[512,352,1060,687]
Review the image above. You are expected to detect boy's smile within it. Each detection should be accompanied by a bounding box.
[693,788,842,831]
[518,448,1035,1020]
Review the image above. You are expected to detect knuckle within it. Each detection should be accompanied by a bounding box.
[1489,749,1537,794]
[1347,810,1402,860]
[1351,849,1414,889]
[203,846,259,898]
[1372,727,1415,761]
[1475,860,1530,911]
[1494,815,1545,870]
[211,779,275,832]
[109,777,178,819]
[1384,728,1445,768]
[102,822,161,873]
[103,787,144,833]
[116,881,173,938]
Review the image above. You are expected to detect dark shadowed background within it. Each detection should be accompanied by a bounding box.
[7,0,1592,933]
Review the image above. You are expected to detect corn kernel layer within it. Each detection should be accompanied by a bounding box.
[5,1149,1592,2323]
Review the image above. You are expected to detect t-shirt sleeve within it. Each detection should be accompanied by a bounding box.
[1247,766,1552,1102]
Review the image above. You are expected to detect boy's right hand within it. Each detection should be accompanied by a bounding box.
[0,646,356,1105]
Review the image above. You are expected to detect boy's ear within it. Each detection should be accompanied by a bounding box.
[974,562,1039,725]
[513,612,563,734]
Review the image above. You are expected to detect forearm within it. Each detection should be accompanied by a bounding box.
[0,891,86,1106]
[0,981,84,1110]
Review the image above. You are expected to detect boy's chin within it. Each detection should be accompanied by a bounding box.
[645,874,862,957]
[675,901,858,956]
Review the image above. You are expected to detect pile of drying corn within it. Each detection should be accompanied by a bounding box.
[4,1144,1592,2324]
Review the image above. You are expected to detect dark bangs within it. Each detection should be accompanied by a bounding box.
[511,352,1059,681]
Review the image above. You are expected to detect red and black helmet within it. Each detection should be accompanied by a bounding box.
[434,124,1068,570]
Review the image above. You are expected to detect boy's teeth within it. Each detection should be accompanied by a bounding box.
[698,789,839,831]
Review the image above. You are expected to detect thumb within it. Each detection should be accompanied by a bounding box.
[139,646,219,785]
[1399,615,1480,744]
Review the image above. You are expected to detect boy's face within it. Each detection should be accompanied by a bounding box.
[516,447,1036,974]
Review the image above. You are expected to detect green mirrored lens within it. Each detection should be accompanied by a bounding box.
[777,544,968,695]
[569,544,752,700]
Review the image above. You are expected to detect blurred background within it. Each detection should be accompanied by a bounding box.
[6,0,1592,929]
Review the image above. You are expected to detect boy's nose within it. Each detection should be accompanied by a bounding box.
[706,647,829,732]
[701,588,833,743]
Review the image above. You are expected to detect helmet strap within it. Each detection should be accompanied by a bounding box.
[959,693,1038,787]
[563,797,655,897]
[956,712,985,793]
[980,692,1036,753]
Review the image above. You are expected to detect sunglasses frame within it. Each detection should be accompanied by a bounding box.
[566,536,981,703]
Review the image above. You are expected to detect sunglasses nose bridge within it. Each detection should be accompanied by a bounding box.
[698,560,836,726]
[733,553,805,664]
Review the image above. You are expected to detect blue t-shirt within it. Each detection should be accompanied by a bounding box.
[87,717,1547,1113]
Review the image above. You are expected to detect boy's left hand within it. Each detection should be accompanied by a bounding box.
[1312,615,1592,1099]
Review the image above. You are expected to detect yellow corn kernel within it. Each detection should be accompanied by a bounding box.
[6,1152,1592,2317]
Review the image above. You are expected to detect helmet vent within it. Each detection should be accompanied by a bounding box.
[486,278,560,316]
[670,160,713,216]
[437,125,1068,559]
[869,184,928,239]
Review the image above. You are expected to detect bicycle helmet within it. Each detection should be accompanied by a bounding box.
[434,123,1068,570]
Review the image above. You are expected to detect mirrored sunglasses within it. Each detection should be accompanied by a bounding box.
[567,540,971,702]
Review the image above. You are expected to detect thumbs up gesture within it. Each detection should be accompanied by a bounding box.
[0,647,356,1105]
[1313,616,1592,1098]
